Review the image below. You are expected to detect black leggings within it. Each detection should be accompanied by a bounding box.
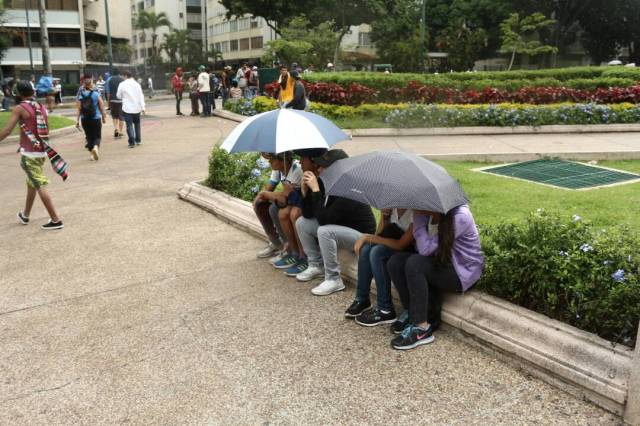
[387,252,462,325]
[81,118,102,150]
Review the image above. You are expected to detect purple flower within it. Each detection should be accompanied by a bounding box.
[612,269,626,283]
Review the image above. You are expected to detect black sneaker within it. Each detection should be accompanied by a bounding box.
[355,307,397,327]
[344,300,371,318]
[41,220,64,230]
[114,130,119,138]
[390,310,410,334]
[391,325,434,350]
[17,211,29,225]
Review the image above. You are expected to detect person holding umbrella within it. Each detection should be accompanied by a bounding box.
[387,206,483,350]
[295,149,377,296]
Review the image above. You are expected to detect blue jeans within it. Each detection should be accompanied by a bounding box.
[200,92,211,116]
[1,97,9,110]
[355,244,397,311]
[122,112,141,146]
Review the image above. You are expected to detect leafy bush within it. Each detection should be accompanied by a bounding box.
[224,98,257,116]
[479,210,639,347]
[204,145,271,201]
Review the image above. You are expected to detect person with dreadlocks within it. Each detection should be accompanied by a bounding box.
[0,81,64,230]
[386,206,483,350]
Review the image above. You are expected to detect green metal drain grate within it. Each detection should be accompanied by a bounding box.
[481,159,640,189]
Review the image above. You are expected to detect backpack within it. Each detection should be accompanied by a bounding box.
[80,90,96,117]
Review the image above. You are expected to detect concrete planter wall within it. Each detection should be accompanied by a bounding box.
[178,181,639,423]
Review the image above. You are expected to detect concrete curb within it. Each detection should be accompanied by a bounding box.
[211,109,640,136]
[0,125,78,146]
[178,181,637,419]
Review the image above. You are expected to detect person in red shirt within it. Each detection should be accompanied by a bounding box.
[171,67,185,116]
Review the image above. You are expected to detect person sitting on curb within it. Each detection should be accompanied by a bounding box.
[295,149,377,296]
[346,208,415,326]
[387,206,484,350]
[253,152,302,262]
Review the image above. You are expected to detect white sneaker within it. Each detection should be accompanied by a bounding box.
[268,251,285,265]
[257,242,282,259]
[311,278,346,296]
[91,145,99,161]
[296,265,325,282]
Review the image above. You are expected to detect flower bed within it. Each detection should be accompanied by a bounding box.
[225,97,640,128]
[205,146,640,347]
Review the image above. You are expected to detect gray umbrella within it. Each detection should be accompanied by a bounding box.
[319,151,468,213]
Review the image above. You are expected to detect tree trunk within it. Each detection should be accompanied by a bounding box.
[37,0,52,75]
[508,48,517,71]
[333,27,349,69]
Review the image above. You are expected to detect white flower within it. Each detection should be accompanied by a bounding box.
[558,250,569,257]
[579,243,593,253]
[572,214,582,222]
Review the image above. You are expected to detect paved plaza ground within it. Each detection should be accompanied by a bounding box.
[0,100,624,424]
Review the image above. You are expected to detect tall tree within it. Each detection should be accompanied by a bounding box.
[134,11,171,68]
[219,0,311,34]
[370,0,424,72]
[499,12,558,70]
[436,19,488,71]
[37,0,52,75]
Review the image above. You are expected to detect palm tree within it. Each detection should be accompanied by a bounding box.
[134,11,172,70]
[161,32,179,65]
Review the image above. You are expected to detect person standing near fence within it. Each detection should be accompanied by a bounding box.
[117,71,146,148]
[76,78,106,161]
[171,67,185,116]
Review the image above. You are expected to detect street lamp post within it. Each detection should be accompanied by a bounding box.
[418,0,426,73]
[24,0,34,75]
[104,0,114,72]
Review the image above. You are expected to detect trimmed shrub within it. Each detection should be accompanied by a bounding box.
[479,210,639,347]
[205,145,270,201]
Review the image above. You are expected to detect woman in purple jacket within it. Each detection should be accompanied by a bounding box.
[387,205,484,350]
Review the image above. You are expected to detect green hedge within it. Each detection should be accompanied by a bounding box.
[205,146,270,201]
[302,67,640,92]
[479,210,639,347]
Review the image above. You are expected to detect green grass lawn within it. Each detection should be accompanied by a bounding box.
[438,159,640,229]
[0,112,75,136]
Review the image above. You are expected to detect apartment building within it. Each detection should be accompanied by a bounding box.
[130,0,203,66]
[1,0,132,82]
[204,2,376,68]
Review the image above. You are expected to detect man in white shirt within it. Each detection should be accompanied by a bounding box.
[116,70,146,148]
[197,65,211,117]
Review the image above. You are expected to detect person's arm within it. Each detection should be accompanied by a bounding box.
[355,224,414,255]
[75,97,81,128]
[0,106,22,141]
[98,96,106,123]
[116,84,123,102]
[413,213,439,256]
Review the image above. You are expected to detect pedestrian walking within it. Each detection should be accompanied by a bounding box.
[188,74,200,116]
[76,78,106,161]
[95,75,106,99]
[106,68,125,138]
[53,78,63,105]
[116,71,146,148]
[0,81,64,230]
[147,76,154,98]
[171,67,185,116]
[197,65,211,117]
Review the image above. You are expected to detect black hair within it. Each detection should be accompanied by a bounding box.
[16,81,34,98]
[122,70,132,78]
[112,67,120,75]
[232,80,238,88]
[434,211,455,266]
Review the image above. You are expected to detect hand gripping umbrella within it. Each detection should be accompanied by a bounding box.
[318,151,468,214]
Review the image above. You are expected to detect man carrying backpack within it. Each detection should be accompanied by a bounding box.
[76,78,106,161]
[106,68,125,139]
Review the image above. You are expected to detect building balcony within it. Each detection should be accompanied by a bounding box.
[2,47,83,65]
[3,9,80,28]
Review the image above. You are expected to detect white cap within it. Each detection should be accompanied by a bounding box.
[327,62,334,67]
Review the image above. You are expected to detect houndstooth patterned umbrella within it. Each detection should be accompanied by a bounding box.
[319,151,468,213]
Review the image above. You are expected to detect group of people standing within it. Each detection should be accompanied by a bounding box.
[253,148,484,350]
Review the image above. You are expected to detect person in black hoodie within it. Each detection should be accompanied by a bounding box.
[295,149,377,296]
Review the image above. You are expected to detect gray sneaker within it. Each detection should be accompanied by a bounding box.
[257,242,282,259]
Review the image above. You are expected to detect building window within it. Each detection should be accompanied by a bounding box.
[137,1,144,11]
[10,29,81,48]
[250,36,263,49]
[358,32,371,47]
[140,48,146,58]
[10,0,77,9]
[133,50,138,59]
[238,18,250,31]
[144,0,154,7]
[132,35,137,44]
[147,47,153,57]
[230,39,238,51]
[229,19,238,32]
[239,38,249,50]
[220,41,229,53]
[250,19,259,29]
[179,12,184,18]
